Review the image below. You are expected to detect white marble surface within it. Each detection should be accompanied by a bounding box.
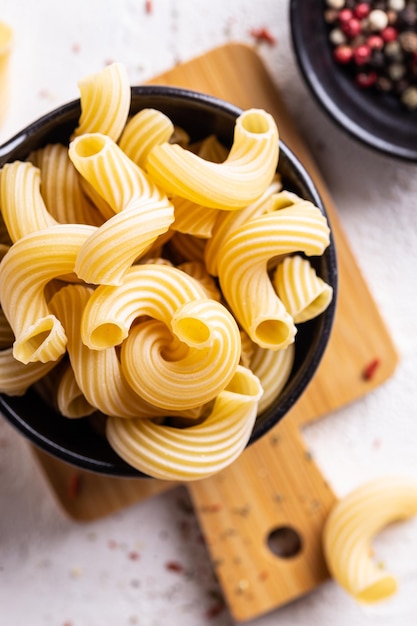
[0,1,417,625]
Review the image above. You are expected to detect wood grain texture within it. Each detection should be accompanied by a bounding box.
[32,44,399,621]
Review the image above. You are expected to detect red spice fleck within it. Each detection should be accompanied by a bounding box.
[362,358,381,381]
[38,88,52,99]
[206,603,226,619]
[165,560,184,573]
[128,551,140,561]
[67,472,82,499]
[71,43,81,54]
[258,570,269,581]
[249,27,277,46]
[373,437,382,449]
[200,503,222,513]
[108,539,118,549]
[145,0,153,14]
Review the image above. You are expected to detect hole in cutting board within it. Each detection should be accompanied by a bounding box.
[267,525,303,559]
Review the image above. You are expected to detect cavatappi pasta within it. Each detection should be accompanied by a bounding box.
[323,476,417,604]
[0,62,333,480]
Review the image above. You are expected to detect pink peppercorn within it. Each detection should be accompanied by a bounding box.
[354,44,372,65]
[381,26,398,42]
[341,18,362,37]
[334,44,354,63]
[367,34,385,49]
[338,9,353,24]
[354,3,371,19]
[356,70,378,87]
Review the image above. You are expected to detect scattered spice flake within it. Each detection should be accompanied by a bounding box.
[200,503,222,513]
[165,560,184,573]
[258,570,269,581]
[205,603,226,619]
[128,551,140,561]
[249,27,277,46]
[373,437,383,449]
[107,539,118,549]
[69,566,83,579]
[67,472,82,500]
[362,358,381,381]
[71,43,81,54]
[145,0,153,14]
[236,579,249,594]
[38,88,54,100]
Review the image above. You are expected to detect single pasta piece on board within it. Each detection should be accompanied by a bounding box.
[323,476,417,604]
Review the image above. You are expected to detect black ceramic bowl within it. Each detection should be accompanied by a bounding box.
[290,0,417,161]
[0,86,337,477]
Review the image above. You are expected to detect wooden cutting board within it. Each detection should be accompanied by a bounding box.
[33,44,399,622]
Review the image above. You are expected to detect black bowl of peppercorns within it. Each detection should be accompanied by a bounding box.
[290,0,417,161]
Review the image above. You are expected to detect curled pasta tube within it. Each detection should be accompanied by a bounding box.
[56,364,96,419]
[250,342,295,414]
[323,476,417,604]
[72,62,131,142]
[0,224,96,364]
[145,108,279,210]
[0,161,58,242]
[217,203,331,350]
[80,263,208,350]
[74,195,175,286]
[204,177,282,276]
[0,347,59,396]
[119,108,174,168]
[121,298,241,411]
[49,284,167,419]
[106,364,263,481]
[29,143,105,227]
[69,132,163,214]
[273,254,333,323]
[170,195,220,238]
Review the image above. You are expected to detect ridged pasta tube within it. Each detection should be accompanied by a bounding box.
[118,108,174,168]
[69,132,163,214]
[217,202,331,350]
[29,143,105,226]
[250,342,295,414]
[56,363,96,419]
[273,254,333,323]
[80,263,208,350]
[204,177,282,276]
[145,108,279,210]
[74,195,175,286]
[49,284,167,419]
[106,364,263,481]
[323,476,417,604]
[0,347,59,396]
[170,195,220,238]
[0,224,96,364]
[0,309,14,348]
[72,62,131,142]
[0,161,58,242]
[121,298,241,411]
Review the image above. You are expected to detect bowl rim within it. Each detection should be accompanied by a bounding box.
[0,85,337,476]
[289,0,417,162]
